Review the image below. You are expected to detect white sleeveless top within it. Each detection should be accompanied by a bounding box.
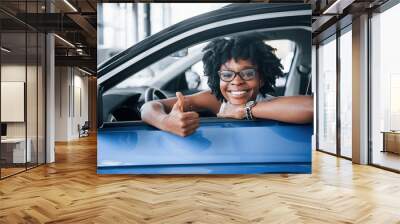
[255,93,275,102]
[221,93,275,106]
[219,94,275,115]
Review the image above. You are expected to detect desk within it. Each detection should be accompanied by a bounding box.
[382,131,400,154]
[1,138,31,163]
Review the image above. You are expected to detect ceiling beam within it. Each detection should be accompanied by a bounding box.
[322,0,356,14]
[55,55,96,71]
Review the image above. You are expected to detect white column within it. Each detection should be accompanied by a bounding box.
[46,33,55,163]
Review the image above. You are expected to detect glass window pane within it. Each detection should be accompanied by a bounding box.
[27,31,38,169]
[317,37,337,154]
[38,32,45,165]
[371,3,400,171]
[1,30,27,177]
[1,1,46,178]
[26,0,40,169]
[340,29,352,158]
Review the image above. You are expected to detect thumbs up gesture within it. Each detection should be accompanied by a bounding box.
[173,91,185,112]
[162,92,200,137]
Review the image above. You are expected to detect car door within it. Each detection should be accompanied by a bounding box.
[97,3,313,174]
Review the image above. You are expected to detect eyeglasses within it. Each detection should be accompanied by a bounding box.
[218,68,257,82]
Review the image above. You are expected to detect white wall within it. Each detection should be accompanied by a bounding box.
[1,82,25,122]
[1,63,46,164]
[1,65,26,142]
[55,66,89,141]
[1,65,33,138]
[55,66,69,141]
[72,72,89,138]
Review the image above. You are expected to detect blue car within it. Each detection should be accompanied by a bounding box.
[97,4,313,174]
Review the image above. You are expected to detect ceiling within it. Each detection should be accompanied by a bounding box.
[306,0,388,43]
[0,0,392,74]
[0,0,97,74]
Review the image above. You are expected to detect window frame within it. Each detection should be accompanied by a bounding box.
[315,19,353,161]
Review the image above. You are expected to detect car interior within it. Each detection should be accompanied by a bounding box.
[102,29,311,122]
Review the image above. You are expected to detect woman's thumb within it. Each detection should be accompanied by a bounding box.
[174,92,184,112]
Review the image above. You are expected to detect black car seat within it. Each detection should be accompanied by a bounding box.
[297,64,311,95]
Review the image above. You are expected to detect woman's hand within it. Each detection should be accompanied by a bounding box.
[217,102,246,119]
[161,92,200,137]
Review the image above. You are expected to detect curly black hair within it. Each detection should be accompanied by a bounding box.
[202,34,284,102]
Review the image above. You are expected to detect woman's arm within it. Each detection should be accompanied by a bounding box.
[140,90,221,136]
[252,95,313,124]
[216,95,313,124]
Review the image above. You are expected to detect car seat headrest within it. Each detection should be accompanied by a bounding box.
[297,65,310,76]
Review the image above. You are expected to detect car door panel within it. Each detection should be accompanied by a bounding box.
[98,120,312,174]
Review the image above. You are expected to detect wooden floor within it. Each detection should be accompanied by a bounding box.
[1,163,45,178]
[1,167,26,177]
[1,135,400,224]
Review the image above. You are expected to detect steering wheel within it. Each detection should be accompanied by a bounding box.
[144,87,168,102]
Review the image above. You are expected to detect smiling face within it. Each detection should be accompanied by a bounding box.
[219,59,263,105]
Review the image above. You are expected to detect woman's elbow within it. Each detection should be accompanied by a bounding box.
[291,96,313,124]
[303,96,314,123]
[140,101,165,121]
[140,101,155,121]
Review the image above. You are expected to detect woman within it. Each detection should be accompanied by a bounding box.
[141,34,313,137]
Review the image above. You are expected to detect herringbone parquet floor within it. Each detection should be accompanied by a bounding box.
[1,135,400,224]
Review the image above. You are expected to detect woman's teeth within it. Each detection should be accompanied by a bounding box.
[230,90,247,96]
